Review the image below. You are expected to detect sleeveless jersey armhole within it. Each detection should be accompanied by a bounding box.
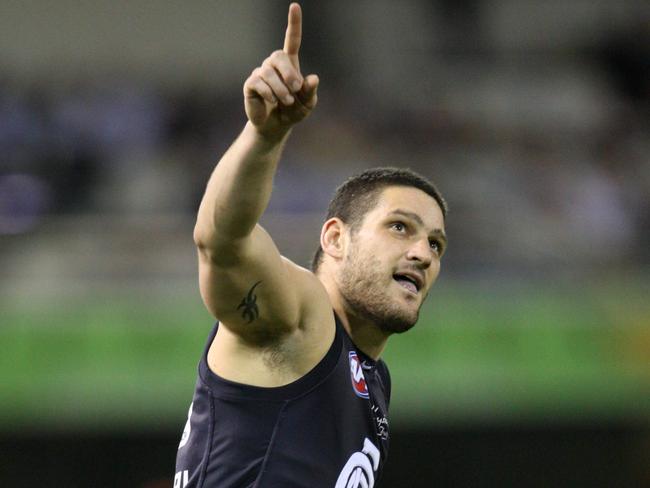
[197,315,342,402]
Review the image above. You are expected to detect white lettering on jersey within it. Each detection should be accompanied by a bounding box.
[178,402,193,449]
[335,437,380,488]
[173,470,188,488]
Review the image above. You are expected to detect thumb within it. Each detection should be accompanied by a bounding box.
[298,74,319,109]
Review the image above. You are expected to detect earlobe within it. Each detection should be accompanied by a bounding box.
[320,218,345,261]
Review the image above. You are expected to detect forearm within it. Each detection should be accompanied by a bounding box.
[194,122,291,250]
[195,3,317,255]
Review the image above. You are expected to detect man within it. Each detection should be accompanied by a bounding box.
[174,4,447,487]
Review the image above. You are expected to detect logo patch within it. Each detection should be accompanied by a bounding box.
[349,351,369,399]
[335,437,380,488]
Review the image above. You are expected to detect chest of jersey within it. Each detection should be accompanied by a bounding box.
[175,322,390,488]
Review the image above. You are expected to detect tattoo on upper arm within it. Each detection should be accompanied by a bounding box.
[237,281,262,323]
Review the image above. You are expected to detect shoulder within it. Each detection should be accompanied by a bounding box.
[283,258,332,329]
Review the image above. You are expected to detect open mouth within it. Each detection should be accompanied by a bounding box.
[393,273,420,294]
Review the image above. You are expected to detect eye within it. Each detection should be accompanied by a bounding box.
[429,239,441,253]
[390,222,406,233]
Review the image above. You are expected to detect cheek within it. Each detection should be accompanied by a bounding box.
[429,261,441,280]
[350,233,382,260]
[427,259,440,284]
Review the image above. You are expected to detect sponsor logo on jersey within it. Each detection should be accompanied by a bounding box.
[335,437,380,488]
[349,351,369,399]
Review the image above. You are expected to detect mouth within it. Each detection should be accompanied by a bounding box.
[393,272,423,295]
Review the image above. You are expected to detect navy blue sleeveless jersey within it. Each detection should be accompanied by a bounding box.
[174,315,391,488]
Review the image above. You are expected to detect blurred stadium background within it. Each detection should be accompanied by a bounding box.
[1,0,649,486]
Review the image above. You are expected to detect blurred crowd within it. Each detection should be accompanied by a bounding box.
[0,0,648,282]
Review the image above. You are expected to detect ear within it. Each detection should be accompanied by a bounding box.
[320,218,346,261]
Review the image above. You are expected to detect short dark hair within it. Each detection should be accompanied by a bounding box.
[311,167,447,271]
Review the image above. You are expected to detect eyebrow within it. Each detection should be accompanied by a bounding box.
[388,209,448,245]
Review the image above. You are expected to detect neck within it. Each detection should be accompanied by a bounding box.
[317,271,389,360]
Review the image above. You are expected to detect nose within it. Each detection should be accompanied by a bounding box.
[406,237,432,268]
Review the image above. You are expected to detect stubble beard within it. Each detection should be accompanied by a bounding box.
[338,244,420,334]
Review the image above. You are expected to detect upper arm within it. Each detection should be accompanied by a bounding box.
[196,223,328,343]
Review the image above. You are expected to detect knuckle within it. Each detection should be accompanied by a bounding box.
[243,82,256,96]
[277,64,291,77]
[245,77,266,94]
[283,66,297,79]
[252,70,264,82]
[245,70,259,85]
[260,66,275,79]
[269,51,292,72]
[259,84,272,96]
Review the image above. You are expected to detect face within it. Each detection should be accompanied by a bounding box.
[337,186,447,334]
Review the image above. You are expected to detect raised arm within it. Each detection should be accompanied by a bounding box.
[193,3,324,341]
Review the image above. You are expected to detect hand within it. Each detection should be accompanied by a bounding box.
[243,3,319,139]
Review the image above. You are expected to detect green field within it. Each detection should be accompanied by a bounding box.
[1,279,649,431]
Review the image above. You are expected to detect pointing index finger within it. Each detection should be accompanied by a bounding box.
[283,3,302,66]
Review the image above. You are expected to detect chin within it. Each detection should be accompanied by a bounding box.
[376,307,419,334]
[337,256,422,334]
[378,321,415,335]
[343,288,419,334]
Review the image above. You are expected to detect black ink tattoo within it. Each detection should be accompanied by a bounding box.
[237,281,262,323]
